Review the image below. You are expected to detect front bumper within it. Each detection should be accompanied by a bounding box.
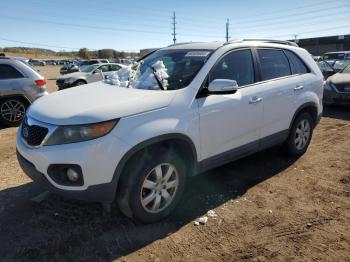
[16,128,131,202]
[323,89,350,105]
[17,151,115,202]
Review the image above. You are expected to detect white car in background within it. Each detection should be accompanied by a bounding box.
[56,63,126,90]
[17,40,323,223]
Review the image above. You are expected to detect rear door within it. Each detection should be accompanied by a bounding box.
[0,62,26,97]
[254,48,302,144]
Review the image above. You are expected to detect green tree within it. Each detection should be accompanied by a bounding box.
[78,48,90,59]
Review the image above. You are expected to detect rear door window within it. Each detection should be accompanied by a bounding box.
[284,50,309,74]
[0,64,24,80]
[110,64,121,71]
[257,49,291,81]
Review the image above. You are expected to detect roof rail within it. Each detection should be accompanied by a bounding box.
[167,42,203,47]
[225,38,298,47]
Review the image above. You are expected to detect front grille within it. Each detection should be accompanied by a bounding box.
[22,120,48,146]
[334,83,350,93]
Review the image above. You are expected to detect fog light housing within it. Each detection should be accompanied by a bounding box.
[47,164,84,186]
[67,168,80,182]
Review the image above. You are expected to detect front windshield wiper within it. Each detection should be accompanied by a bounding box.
[146,64,164,90]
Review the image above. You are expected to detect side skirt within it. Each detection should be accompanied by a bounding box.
[196,130,289,174]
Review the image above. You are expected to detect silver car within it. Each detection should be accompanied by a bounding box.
[56,63,125,90]
[0,57,48,126]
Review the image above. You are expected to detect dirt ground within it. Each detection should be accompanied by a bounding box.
[0,66,349,261]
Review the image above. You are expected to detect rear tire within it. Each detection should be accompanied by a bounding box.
[284,112,314,155]
[117,147,187,223]
[0,98,28,127]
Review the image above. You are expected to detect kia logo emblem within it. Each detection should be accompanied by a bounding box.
[23,127,29,138]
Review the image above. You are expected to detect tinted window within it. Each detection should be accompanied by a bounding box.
[285,50,308,74]
[0,64,24,80]
[258,49,291,81]
[209,49,255,86]
[110,64,121,71]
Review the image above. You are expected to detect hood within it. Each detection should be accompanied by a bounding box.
[328,73,350,85]
[28,81,176,125]
[59,72,87,80]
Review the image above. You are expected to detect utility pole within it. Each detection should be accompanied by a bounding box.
[293,34,298,43]
[172,12,177,44]
[226,19,230,42]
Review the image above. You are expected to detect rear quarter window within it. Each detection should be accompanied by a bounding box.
[0,64,24,80]
[284,50,309,74]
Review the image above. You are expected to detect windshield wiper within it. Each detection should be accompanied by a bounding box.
[147,64,164,90]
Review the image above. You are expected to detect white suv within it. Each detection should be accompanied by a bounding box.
[16,40,323,223]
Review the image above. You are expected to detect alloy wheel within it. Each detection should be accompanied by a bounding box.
[140,163,179,213]
[0,100,26,122]
[294,119,311,150]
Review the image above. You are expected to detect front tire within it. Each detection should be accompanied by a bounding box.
[117,148,187,223]
[0,98,27,127]
[284,112,314,155]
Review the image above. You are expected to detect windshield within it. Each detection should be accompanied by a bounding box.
[130,49,212,90]
[323,53,347,61]
[341,64,350,74]
[80,65,98,73]
[334,60,350,71]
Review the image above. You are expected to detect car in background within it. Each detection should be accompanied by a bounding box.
[333,60,350,72]
[324,63,350,106]
[0,57,48,126]
[56,63,125,90]
[59,59,110,74]
[30,59,46,66]
[322,51,350,67]
[317,60,336,79]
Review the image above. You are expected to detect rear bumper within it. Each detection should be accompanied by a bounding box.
[56,81,72,90]
[17,150,116,202]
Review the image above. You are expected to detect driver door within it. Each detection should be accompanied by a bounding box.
[197,49,263,163]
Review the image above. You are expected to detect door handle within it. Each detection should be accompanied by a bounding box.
[294,85,304,91]
[249,96,263,104]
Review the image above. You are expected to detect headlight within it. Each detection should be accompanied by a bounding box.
[45,119,118,146]
[324,81,336,91]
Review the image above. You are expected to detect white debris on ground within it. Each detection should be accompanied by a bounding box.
[105,60,169,90]
[198,216,208,225]
[194,210,219,225]
[207,210,217,218]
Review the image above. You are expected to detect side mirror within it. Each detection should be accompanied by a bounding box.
[208,79,239,93]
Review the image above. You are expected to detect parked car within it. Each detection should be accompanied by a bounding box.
[323,63,350,105]
[0,57,48,126]
[17,40,323,223]
[30,59,46,66]
[56,63,125,90]
[79,59,109,67]
[317,60,336,79]
[322,51,350,62]
[60,63,80,75]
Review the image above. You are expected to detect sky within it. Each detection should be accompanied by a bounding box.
[1,0,350,52]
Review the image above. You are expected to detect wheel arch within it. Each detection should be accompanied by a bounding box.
[111,133,198,201]
[0,94,31,106]
[289,102,319,131]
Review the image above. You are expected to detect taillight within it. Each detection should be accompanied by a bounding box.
[35,79,46,86]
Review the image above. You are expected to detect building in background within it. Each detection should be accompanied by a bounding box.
[293,34,350,55]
